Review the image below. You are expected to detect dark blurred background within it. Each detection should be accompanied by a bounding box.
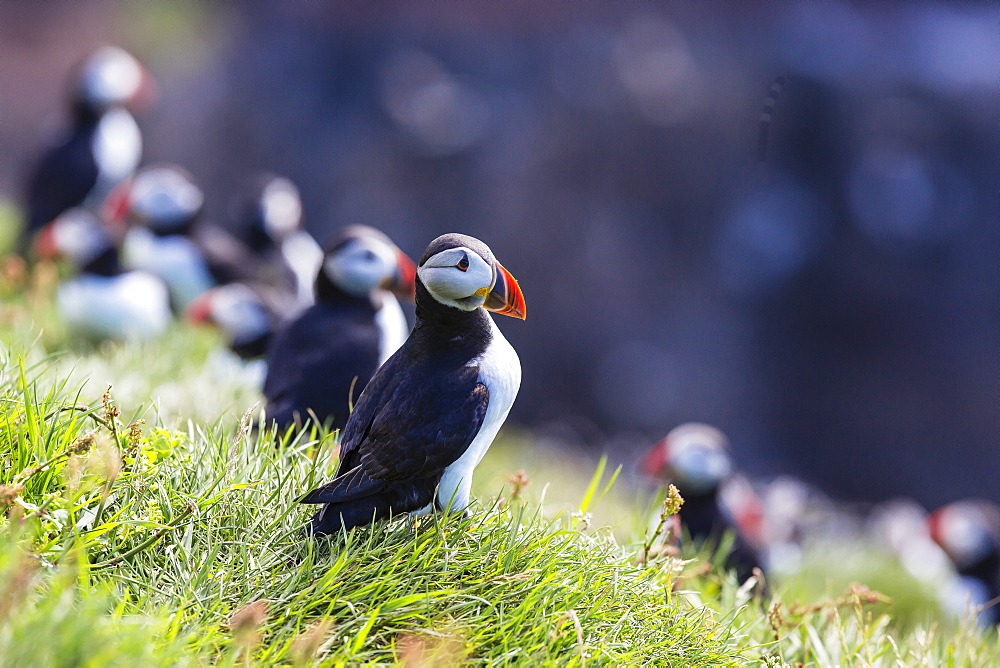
[1,1,997,507]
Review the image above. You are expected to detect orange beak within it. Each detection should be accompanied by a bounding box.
[102,179,133,231]
[926,509,944,547]
[483,261,526,320]
[388,250,417,300]
[34,223,59,260]
[185,290,215,324]
[130,64,158,111]
[640,439,669,477]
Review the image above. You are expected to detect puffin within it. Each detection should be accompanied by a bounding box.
[186,281,294,360]
[230,173,322,307]
[34,208,170,341]
[263,225,416,432]
[928,500,1000,625]
[120,164,257,310]
[299,233,526,536]
[24,47,152,244]
[641,423,765,580]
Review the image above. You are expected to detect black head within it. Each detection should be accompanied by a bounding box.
[71,46,153,120]
[416,233,525,319]
[233,173,302,251]
[314,225,415,304]
[126,164,204,235]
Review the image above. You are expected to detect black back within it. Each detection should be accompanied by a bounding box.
[680,488,763,582]
[25,117,100,236]
[263,291,382,431]
[300,271,497,535]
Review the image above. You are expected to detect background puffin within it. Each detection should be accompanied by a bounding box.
[230,173,322,308]
[186,281,293,361]
[300,232,525,536]
[120,164,253,310]
[24,47,153,247]
[34,208,170,341]
[263,225,416,432]
[641,422,765,580]
[928,500,1000,625]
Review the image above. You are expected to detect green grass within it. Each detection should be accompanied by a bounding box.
[1,269,998,665]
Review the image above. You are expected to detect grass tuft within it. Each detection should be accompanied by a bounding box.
[0,279,998,664]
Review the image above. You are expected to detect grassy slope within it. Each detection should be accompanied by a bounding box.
[0,279,998,666]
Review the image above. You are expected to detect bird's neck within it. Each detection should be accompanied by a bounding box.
[71,100,103,128]
[242,222,274,254]
[411,279,492,349]
[314,272,380,311]
[82,246,124,277]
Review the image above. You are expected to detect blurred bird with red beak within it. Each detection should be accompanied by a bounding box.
[34,208,170,341]
[642,422,766,581]
[24,47,154,249]
[928,500,1000,626]
[263,225,417,433]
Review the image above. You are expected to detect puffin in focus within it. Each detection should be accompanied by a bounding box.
[263,226,416,432]
[230,173,323,308]
[24,47,152,245]
[34,208,170,341]
[300,233,526,536]
[641,422,765,580]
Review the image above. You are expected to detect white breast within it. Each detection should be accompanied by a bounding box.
[122,229,216,310]
[57,271,171,341]
[436,315,521,512]
[87,108,142,206]
[280,231,323,307]
[374,291,409,365]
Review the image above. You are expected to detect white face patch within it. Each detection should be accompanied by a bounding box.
[417,246,494,311]
[129,168,203,231]
[210,284,271,342]
[323,236,399,298]
[79,47,143,109]
[260,179,302,240]
[53,210,108,267]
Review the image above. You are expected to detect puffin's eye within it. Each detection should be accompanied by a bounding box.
[363,250,376,261]
[456,256,469,272]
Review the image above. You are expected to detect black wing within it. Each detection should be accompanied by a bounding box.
[300,355,489,505]
[25,132,99,233]
[263,306,380,429]
[191,224,265,286]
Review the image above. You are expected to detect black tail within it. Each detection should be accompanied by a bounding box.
[306,495,393,537]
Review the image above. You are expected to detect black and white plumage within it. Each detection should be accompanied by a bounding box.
[928,500,1000,626]
[300,233,526,536]
[231,174,322,307]
[186,282,291,360]
[24,47,151,243]
[35,208,170,341]
[263,226,416,433]
[121,164,261,311]
[642,423,765,580]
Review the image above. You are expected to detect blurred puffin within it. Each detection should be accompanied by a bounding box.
[24,47,153,243]
[120,165,260,310]
[34,208,170,341]
[641,423,765,580]
[300,233,526,536]
[230,174,322,307]
[186,282,288,360]
[119,165,215,310]
[263,226,417,432]
[928,500,1000,625]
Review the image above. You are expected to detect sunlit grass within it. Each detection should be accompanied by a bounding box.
[0,270,998,665]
